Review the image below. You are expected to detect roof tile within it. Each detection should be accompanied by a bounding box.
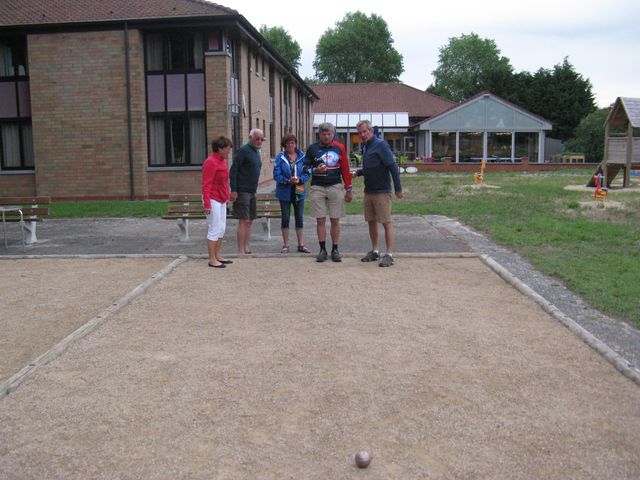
[0,0,236,26]
[311,83,456,118]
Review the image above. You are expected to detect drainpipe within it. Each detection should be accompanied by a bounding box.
[124,21,135,200]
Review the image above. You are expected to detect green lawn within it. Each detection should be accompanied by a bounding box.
[50,170,640,326]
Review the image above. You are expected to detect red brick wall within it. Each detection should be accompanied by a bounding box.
[147,170,201,198]
[4,28,313,200]
[0,173,35,196]
[29,30,141,199]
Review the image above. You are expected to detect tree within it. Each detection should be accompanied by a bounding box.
[313,11,403,83]
[427,33,513,102]
[259,25,302,71]
[512,58,597,141]
[564,107,610,162]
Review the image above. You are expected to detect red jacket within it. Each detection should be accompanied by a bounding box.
[201,153,230,208]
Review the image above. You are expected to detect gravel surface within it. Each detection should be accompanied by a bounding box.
[427,215,640,379]
[1,257,639,478]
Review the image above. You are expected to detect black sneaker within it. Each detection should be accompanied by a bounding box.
[361,250,380,262]
[316,250,328,262]
[331,249,342,262]
[379,254,394,267]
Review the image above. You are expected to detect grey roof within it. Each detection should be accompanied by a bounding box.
[620,97,640,128]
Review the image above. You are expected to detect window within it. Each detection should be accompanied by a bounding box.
[282,80,291,134]
[385,133,402,155]
[431,132,456,161]
[459,132,483,162]
[296,91,303,142]
[0,37,33,170]
[403,136,416,159]
[487,132,512,162]
[515,132,538,161]
[145,32,206,166]
[229,39,241,150]
[268,68,275,157]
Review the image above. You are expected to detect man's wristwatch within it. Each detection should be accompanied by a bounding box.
[345,187,352,193]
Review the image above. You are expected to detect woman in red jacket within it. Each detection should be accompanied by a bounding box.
[202,136,233,268]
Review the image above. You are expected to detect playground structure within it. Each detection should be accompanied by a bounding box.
[593,173,609,201]
[588,97,640,189]
[473,159,486,184]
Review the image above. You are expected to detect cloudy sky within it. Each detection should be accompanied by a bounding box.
[228,0,639,108]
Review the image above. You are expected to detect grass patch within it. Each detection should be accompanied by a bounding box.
[50,200,166,218]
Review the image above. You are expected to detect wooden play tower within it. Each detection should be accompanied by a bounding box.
[587,97,640,188]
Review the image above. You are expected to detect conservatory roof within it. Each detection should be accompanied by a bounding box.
[313,112,409,129]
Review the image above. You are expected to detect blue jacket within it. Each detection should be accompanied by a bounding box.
[273,148,310,201]
[356,136,402,194]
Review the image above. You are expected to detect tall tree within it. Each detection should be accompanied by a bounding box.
[313,11,403,83]
[564,107,610,162]
[519,58,597,141]
[427,33,513,102]
[259,25,302,71]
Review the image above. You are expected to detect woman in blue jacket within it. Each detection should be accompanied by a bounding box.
[273,134,311,253]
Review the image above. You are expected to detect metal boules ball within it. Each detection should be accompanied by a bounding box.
[355,451,372,468]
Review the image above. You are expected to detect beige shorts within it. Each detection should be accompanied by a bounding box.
[310,184,346,219]
[364,192,393,223]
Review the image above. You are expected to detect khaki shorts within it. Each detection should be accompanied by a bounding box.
[364,192,393,223]
[233,192,257,220]
[310,184,346,219]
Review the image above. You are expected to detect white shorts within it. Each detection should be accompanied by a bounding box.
[206,199,227,241]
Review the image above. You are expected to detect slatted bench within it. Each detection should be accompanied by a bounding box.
[162,193,282,242]
[0,196,51,248]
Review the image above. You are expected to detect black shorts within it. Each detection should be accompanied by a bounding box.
[233,192,257,220]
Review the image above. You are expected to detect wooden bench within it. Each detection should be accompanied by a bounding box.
[0,196,51,247]
[162,193,282,242]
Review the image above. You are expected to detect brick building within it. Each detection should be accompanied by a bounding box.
[0,0,317,200]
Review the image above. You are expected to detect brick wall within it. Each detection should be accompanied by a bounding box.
[147,169,201,197]
[127,29,149,199]
[11,27,314,200]
[29,30,138,199]
[0,173,35,196]
[205,52,231,154]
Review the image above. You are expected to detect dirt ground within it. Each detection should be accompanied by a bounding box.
[0,257,171,384]
[1,256,639,479]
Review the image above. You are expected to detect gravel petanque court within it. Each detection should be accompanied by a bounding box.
[1,256,639,479]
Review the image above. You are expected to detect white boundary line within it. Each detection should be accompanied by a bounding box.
[480,254,640,386]
[0,256,188,397]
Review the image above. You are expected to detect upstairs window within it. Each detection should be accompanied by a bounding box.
[0,38,33,170]
[145,32,206,166]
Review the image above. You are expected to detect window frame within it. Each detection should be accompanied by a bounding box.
[0,37,33,171]
[144,30,208,167]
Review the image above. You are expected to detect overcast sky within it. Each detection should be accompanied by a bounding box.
[228,0,639,108]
